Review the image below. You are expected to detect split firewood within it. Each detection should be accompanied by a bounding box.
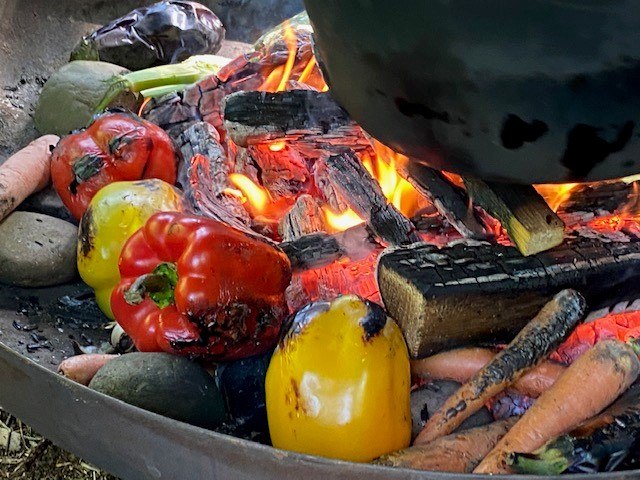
[377,231,640,358]
[247,143,311,200]
[222,90,370,152]
[322,150,421,246]
[279,195,326,242]
[401,162,486,239]
[463,177,565,256]
[177,122,251,231]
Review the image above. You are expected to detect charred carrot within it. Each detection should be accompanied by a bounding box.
[0,135,58,220]
[474,339,640,474]
[415,289,585,445]
[511,384,640,475]
[58,354,118,386]
[376,417,519,473]
[411,348,565,398]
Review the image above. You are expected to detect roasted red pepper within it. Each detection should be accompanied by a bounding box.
[552,311,640,364]
[110,212,292,361]
[51,112,178,219]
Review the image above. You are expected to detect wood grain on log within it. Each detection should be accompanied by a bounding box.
[402,162,486,239]
[378,231,640,358]
[279,195,326,242]
[176,122,251,230]
[222,90,370,152]
[323,151,421,246]
[464,177,565,256]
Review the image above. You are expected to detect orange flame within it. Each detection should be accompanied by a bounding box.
[324,143,421,232]
[258,22,328,92]
[268,141,286,152]
[229,173,270,214]
[323,208,364,231]
[535,183,579,212]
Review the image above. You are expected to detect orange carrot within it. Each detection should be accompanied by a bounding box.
[376,417,519,473]
[415,290,585,445]
[58,354,118,386]
[0,135,58,220]
[411,348,565,398]
[474,339,640,474]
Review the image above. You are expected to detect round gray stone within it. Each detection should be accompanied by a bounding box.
[0,211,77,287]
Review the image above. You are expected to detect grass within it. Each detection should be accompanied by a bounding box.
[0,409,117,480]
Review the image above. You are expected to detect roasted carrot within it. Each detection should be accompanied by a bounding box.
[411,348,566,398]
[511,384,640,475]
[376,417,519,473]
[415,289,585,445]
[0,135,58,220]
[58,354,118,386]
[474,339,640,474]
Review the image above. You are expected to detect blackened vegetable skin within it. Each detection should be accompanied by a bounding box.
[71,1,225,71]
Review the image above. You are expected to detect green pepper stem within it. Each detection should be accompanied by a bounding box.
[124,263,178,309]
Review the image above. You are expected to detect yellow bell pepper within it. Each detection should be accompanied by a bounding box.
[77,179,183,318]
[265,295,411,462]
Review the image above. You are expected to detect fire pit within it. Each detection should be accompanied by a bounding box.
[2,1,640,479]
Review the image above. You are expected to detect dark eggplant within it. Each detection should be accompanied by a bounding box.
[511,384,640,474]
[217,351,272,443]
[71,1,225,71]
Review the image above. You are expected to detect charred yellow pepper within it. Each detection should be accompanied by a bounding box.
[77,179,183,318]
[266,295,411,462]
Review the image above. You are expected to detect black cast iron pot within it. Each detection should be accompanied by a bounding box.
[304,0,640,184]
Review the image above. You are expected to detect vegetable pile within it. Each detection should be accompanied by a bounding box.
[4,1,640,477]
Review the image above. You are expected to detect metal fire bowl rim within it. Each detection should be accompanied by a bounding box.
[2,339,639,480]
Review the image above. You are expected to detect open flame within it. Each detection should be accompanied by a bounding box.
[323,144,422,232]
[535,183,579,212]
[258,22,327,92]
[229,173,270,214]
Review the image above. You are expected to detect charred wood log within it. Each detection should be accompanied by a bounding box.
[176,122,251,230]
[222,90,370,152]
[247,143,311,200]
[378,232,640,358]
[279,194,326,242]
[557,180,635,214]
[463,177,565,256]
[312,160,349,213]
[322,151,421,246]
[401,163,486,239]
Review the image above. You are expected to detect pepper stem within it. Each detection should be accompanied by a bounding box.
[124,263,178,309]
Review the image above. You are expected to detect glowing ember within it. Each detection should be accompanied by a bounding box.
[268,141,286,152]
[229,173,270,214]
[323,207,364,231]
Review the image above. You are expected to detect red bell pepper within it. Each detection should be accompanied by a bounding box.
[552,311,640,364]
[51,112,178,219]
[110,212,292,361]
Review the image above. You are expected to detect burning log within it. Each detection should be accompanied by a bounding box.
[401,162,486,239]
[247,143,310,199]
[378,231,640,358]
[176,122,251,230]
[463,177,565,256]
[558,180,635,214]
[322,150,421,245]
[222,90,370,152]
[279,194,326,242]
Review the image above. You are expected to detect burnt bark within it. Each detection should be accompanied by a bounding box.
[402,162,486,239]
[322,150,421,246]
[222,90,370,152]
[176,122,251,231]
